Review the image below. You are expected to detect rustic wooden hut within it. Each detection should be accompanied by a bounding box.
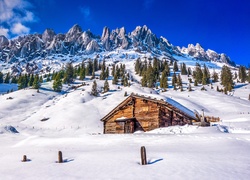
[101,93,198,134]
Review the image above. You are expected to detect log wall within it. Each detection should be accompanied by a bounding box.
[134,98,159,131]
[104,105,133,134]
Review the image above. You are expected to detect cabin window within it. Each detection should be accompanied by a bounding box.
[117,122,124,126]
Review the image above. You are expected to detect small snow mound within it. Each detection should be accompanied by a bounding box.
[217,125,250,134]
[146,124,198,134]
[3,126,19,134]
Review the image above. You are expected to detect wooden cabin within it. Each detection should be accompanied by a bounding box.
[101,93,198,134]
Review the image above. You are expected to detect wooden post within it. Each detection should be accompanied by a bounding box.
[141,146,147,165]
[58,151,63,163]
[22,155,27,162]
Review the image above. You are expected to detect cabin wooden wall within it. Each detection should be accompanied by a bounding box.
[134,98,159,131]
[159,106,192,126]
[104,105,133,134]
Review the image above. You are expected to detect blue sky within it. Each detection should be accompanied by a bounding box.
[0,0,249,66]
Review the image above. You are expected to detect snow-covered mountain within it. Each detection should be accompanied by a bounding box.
[0,24,235,74]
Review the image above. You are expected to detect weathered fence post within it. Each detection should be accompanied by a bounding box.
[141,146,147,165]
[58,151,63,163]
[22,155,27,162]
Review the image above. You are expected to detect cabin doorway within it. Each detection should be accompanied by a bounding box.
[124,121,134,133]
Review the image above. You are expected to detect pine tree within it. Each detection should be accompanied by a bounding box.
[33,75,40,89]
[181,63,188,75]
[172,72,177,88]
[86,59,93,76]
[212,70,219,82]
[141,73,147,87]
[221,65,233,92]
[63,63,74,84]
[194,64,203,84]
[100,60,106,80]
[160,70,168,90]
[103,79,109,93]
[53,73,62,92]
[177,74,182,87]
[28,74,34,87]
[91,80,98,96]
[0,71,4,83]
[112,74,118,85]
[112,64,116,77]
[202,64,210,85]
[4,72,10,83]
[11,76,17,84]
[239,66,247,83]
[187,67,192,76]
[173,61,179,72]
[247,69,250,83]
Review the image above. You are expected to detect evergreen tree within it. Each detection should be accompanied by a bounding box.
[86,59,93,76]
[181,63,188,75]
[33,74,40,89]
[164,63,170,76]
[194,64,203,84]
[63,63,74,84]
[202,64,210,85]
[53,73,62,92]
[177,74,182,87]
[112,74,118,85]
[221,65,233,92]
[79,67,85,80]
[91,80,98,96]
[141,73,147,87]
[135,58,141,74]
[239,66,247,83]
[212,70,219,82]
[11,76,17,84]
[100,60,106,80]
[94,58,98,71]
[172,72,177,88]
[28,74,34,87]
[160,70,168,90]
[247,69,250,83]
[39,76,43,84]
[194,80,198,86]
[146,64,156,88]
[173,61,179,72]
[0,71,4,83]
[187,67,192,76]
[4,72,10,83]
[112,64,116,77]
[103,79,109,93]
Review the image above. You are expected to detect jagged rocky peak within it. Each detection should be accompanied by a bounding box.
[0,35,9,47]
[65,24,83,42]
[42,29,56,47]
[101,26,110,40]
[86,40,100,53]
[131,25,152,39]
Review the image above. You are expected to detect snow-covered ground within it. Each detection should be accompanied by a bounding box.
[0,59,250,179]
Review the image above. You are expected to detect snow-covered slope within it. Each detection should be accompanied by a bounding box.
[0,58,250,179]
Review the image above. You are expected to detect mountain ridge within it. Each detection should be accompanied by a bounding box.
[0,24,235,74]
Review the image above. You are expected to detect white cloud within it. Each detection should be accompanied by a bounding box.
[11,23,30,35]
[0,27,9,37]
[0,0,36,37]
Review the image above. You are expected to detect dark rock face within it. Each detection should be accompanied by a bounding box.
[0,24,235,74]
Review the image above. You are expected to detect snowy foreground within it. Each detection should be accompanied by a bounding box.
[0,62,250,179]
